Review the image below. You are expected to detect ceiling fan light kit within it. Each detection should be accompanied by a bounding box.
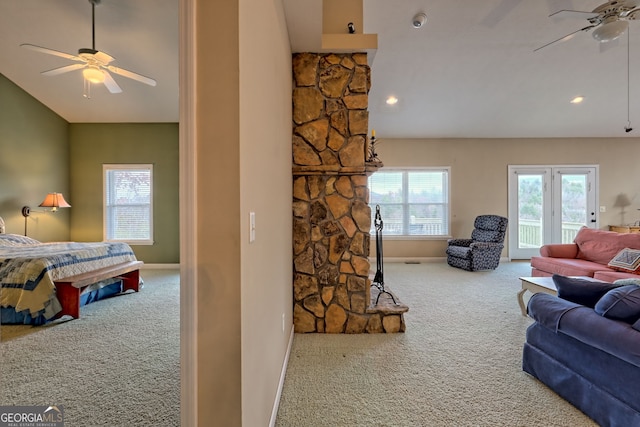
[83,66,105,84]
[21,0,156,97]
[592,18,629,42]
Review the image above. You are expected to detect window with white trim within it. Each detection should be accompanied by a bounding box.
[368,168,450,237]
[103,164,153,245]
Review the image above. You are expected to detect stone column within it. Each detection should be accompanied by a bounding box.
[292,52,404,333]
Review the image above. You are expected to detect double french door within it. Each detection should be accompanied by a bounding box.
[508,165,599,259]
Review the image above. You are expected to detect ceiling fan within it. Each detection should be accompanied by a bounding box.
[20,0,156,97]
[535,0,640,51]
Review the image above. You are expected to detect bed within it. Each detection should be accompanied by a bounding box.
[0,233,142,325]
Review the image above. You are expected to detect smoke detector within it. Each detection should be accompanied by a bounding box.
[412,12,427,29]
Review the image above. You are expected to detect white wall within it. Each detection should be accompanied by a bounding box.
[190,0,293,425]
[239,0,293,425]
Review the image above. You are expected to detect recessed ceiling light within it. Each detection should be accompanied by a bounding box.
[570,96,584,104]
[386,96,398,105]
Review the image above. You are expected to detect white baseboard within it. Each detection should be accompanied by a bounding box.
[140,263,180,270]
[269,324,295,427]
[370,257,446,264]
[369,257,514,264]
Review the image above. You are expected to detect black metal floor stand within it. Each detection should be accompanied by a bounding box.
[372,205,397,305]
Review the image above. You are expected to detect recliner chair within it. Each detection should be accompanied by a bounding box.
[446,215,508,271]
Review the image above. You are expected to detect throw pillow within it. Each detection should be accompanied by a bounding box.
[607,248,640,274]
[614,278,640,286]
[552,274,621,308]
[594,285,640,324]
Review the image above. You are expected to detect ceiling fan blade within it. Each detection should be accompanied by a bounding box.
[20,43,81,61]
[106,65,157,87]
[41,63,86,76]
[93,50,115,65]
[628,8,640,19]
[534,25,595,52]
[549,10,599,19]
[102,71,123,94]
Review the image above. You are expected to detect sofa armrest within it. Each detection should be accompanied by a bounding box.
[539,243,579,259]
[448,239,473,247]
[528,293,581,331]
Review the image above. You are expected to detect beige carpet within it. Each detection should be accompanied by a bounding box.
[275,261,598,427]
[0,269,180,427]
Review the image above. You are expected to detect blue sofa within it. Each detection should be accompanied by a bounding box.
[523,292,640,427]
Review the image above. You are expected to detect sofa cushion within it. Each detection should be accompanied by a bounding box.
[574,226,640,265]
[531,256,610,277]
[607,248,640,274]
[594,285,640,324]
[553,274,621,308]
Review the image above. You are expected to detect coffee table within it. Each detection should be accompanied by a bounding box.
[518,276,557,316]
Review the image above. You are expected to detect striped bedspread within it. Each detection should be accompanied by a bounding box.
[0,234,137,320]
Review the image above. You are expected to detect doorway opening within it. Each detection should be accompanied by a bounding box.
[508,165,599,259]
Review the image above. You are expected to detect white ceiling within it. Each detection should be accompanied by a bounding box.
[0,0,178,123]
[286,0,640,138]
[3,1,640,138]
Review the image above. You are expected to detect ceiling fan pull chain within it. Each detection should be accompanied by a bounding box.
[83,78,91,99]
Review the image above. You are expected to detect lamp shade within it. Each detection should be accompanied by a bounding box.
[592,19,628,43]
[614,193,632,208]
[39,192,71,211]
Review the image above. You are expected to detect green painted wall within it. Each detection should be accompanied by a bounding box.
[69,123,179,263]
[0,74,71,241]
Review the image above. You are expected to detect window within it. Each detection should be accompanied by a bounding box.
[368,168,450,237]
[104,164,153,245]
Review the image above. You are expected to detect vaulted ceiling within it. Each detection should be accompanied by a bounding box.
[0,0,178,123]
[3,0,640,139]
[286,0,640,138]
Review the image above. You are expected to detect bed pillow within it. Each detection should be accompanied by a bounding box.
[594,285,640,324]
[0,233,41,246]
[607,248,640,274]
[552,274,621,308]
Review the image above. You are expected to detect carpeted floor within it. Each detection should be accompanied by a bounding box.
[0,269,180,427]
[275,261,598,427]
[0,263,601,426]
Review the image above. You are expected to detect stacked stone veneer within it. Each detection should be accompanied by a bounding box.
[292,52,406,333]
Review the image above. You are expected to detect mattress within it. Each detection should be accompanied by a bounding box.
[0,234,137,321]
